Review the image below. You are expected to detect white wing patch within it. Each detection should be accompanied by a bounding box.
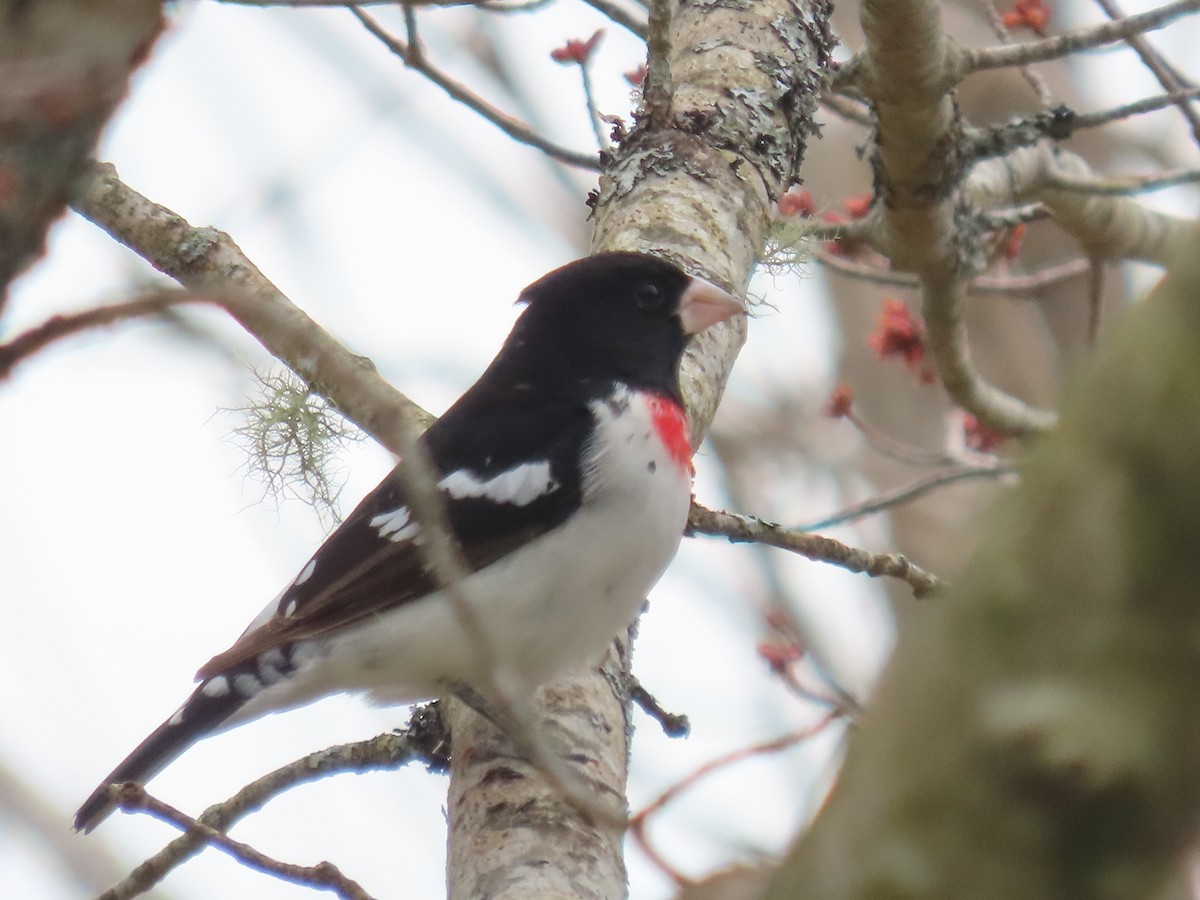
[201,675,230,698]
[370,506,421,543]
[438,460,558,506]
[370,463,556,542]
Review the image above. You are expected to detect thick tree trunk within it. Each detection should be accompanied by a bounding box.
[444,2,835,897]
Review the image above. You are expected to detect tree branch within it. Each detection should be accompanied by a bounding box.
[963,0,1200,73]
[110,784,374,900]
[581,0,648,39]
[70,163,432,455]
[1091,0,1200,147]
[965,144,1200,265]
[445,2,834,897]
[99,708,449,900]
[350,7,602,171]
[0,289,192,380]
[687,501,943,598]
[796,463,1019,533]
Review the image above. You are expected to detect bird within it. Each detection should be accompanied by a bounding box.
[75,251,743,832]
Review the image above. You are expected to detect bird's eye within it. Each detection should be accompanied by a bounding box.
[634,282,663,310]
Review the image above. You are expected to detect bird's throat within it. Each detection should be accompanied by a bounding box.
[647,395,693,472]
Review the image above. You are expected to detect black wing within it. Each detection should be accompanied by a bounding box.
[198,392,592,678]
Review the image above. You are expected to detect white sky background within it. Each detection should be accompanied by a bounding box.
[3,0,1196,898]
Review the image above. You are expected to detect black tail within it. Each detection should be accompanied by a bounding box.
[74,683,246,833]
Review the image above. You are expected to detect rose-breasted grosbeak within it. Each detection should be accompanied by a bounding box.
[75,251,743,832]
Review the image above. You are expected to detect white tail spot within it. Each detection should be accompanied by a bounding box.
[201,675,230,698]
[294,559,316,585]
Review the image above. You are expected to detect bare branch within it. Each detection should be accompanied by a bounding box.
[981,0,1054,106]
[966,144,1200,264]
[1045,164,1200,195]
[974,258,1093,293]
[629,710,845,887]
[816,250,1092,295]
[687,501,943,598]
[1074,86,1200,130]
[69,164,432,455]
[109,784,374,900]
[581,0,648,39]
[217,0,472,5]
[964,0,1200,73]
[839,406,961,468]
[98,709,449,900]
[797,463,1019,533]
[820,89,874,127]
[350,8,601,170]
[1093,0,1200,146]
[0,289,190,380]
[628,675,690,737]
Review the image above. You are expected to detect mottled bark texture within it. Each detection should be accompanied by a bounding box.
[765,253,1200,899]
[0,0,164,306]
[444,3,834,898]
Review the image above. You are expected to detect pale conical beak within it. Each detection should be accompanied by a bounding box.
[678,276,745,335]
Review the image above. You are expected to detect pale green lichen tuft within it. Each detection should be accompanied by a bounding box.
[228,369,364,527]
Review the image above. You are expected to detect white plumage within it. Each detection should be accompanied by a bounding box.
[224,386,691,725]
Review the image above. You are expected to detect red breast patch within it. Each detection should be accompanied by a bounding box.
[647,395,693,472]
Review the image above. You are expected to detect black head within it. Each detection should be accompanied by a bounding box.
[490,252,740,402]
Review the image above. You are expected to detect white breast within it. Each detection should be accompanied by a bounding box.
[231,386,693,721]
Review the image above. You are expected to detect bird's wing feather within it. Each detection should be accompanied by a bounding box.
[196,395,593,679]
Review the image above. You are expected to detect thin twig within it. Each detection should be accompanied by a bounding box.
[816,250,1091,295]
[580,0,648,38]
[964,0,1200,72]
[982,0,1054,106]
[0,289,190,380]
[99,713,449,900]
[976,258,1093,293]
[478,0,555,10]
[629,710,844,886]
[1086,257,1105,346]
[819,89,873,127]
[1045,165,1200,195]
[70,164,433,454]
[110,784,374,900]
[687,501,943,598]
[798,464,1019,533]
[1073,86,1200,130]
[218,0,470,5]
[1092,0,1200,148]
[629,675,690,737]
[578,56,610,151]
[843,408,959,468]
[642,0,673,128]
[350,8,601,170]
